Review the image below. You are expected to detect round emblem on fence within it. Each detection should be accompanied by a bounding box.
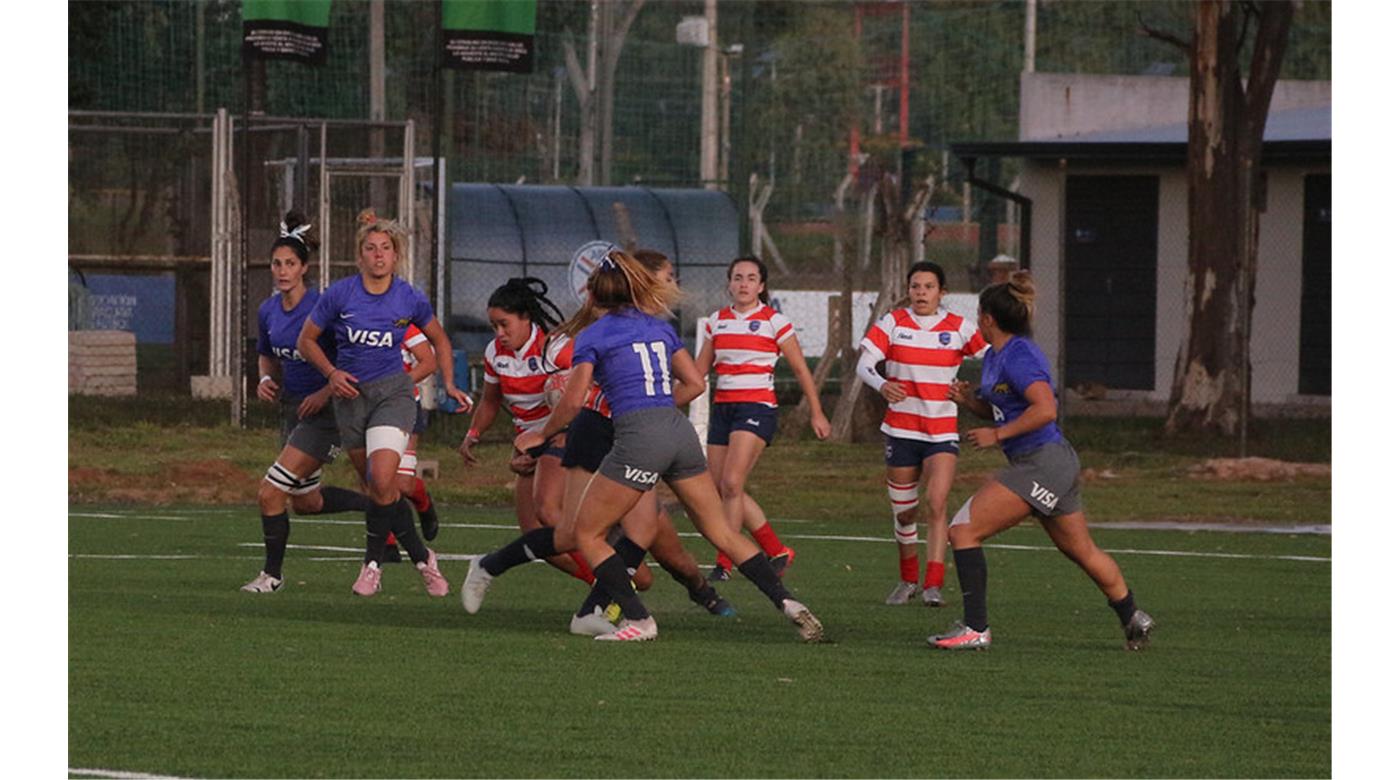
[569,240,617,303]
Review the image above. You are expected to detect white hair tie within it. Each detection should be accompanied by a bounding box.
[279,221,312,244]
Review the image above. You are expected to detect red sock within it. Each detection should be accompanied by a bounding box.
[409,477,431,513]
[751,522,786,557]
[715,550,734,572]
[923,561,946,589]
[385,531,398,546]
[899,555,919,584]
[568,551,596,585]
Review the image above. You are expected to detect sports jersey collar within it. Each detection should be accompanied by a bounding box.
[728,303,767,320]
[899,306,949,330]
[501,323,542,359]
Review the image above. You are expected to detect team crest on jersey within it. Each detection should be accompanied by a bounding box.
[527,356,540,372]
[393,317,412,328]
[993,382,1010,395]
[939,332,952,345]
[748,320,762,332]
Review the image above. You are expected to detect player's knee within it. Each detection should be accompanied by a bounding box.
[717,474,746,500]
[256,480,286,514]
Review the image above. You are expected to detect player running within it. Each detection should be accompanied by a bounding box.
[932,271,1155,651]
[461,249,824,642]
[856,261,988,606]
[696,257,830,581]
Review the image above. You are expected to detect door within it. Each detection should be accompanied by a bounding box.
[1298,174,1330,395]
[1064,175,1159,390]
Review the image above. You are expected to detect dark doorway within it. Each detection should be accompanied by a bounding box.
[1064,175,1159,390]
[1298,174,1330,396]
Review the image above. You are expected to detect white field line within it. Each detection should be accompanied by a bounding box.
[69,768,189,780]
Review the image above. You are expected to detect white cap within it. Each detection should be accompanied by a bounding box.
[987,254,1019,268]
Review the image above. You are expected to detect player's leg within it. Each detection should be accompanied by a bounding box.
[918,450,958,607]
[929,480,1029,649]
[244,443,323,592]
[885,459,922,605]
[357,421,447,597]
[1039,510,1154,648]
[398,427,441,542]
[535,446,594,584]
[572,472,655,639]
[648,502,735,616]
[704,437,735,579]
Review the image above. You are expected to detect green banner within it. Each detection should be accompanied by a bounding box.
[442,0,537,73]
[243,0,333,65]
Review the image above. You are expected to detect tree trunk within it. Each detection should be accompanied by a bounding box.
[597,0,646,187]
[1163,0,1293,436]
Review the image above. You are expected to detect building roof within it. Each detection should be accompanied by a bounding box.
[951,105,1330,162]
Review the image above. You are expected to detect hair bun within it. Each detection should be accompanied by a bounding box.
[357,208,378,227]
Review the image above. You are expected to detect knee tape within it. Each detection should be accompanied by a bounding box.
[888,480,919,519]
[265,461,322,496]
[366,425,410,458]
[398,449,418,478]
[893,516,919,546]
[950,496,974,528]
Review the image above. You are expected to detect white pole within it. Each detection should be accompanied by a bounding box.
[700,0,719,190]
[1024,0,1037,74]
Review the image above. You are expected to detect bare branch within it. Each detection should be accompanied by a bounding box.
[1138,12,1192,53]
[561,32,590,106]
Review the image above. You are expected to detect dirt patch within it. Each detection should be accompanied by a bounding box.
[1187,457,1330,482]
[69,459,256,505]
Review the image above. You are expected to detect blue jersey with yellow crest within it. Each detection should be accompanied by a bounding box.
[977,335,1064,457]
[309,275,435,384]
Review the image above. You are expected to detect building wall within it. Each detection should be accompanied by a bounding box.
[1019,73,1332,141]
[1023,161,1328,404]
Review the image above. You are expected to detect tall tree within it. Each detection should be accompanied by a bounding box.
[1144,1,1294,436]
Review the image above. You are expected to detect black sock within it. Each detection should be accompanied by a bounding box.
[686,580,724,610]
[615,536,648,575]
[389,498,430,564]
[1109,589,1137,626]
[481,527,557,576]
[593,553,650,621]
[736,552,792,609]
[305,486,370,515]
[260,512,290,579]
[575,585,612,618]
[364,502,393,565]
[953,547,989,632]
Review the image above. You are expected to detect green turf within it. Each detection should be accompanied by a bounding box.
[68,506,1330,778]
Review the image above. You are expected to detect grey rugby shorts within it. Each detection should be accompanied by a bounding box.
[331,371,417,452]
[281,398,342,463]
[993,440,1084,518]
[598,406,709,491]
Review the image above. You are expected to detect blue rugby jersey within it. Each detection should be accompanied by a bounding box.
[256,290,336,399]
[977,335,1065,457]
[571,308,683,419]
[308,275,435,384]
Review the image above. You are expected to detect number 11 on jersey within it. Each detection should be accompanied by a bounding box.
[632,341,672,396]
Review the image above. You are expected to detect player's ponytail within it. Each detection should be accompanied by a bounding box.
[271,209,317,264]
[979,270,1036,335]
[588,249,681,317]
[488,277,564,332]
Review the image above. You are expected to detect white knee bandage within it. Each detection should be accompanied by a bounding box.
[893,517,919,546]
[265,462,322,496]
[888,479,919,516]
[398,449,418,478]
[950,496,974,528]
[366,425,410,458]
[291,468,323,496]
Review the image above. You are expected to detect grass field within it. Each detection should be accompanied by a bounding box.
[68,503,1331,778]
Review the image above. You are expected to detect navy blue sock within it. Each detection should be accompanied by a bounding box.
[953,547,989,632]
[304,486,370,515]
[1109,590,1137,626]
[260,512,290,578]
[593,553,650,621]
[388,498,429,565]
[737,552,792,609]
[363,502,393,565]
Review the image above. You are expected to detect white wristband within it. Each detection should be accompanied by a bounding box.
[259,374,274,385]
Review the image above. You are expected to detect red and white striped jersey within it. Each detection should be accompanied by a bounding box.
[543,335,611,418]
[483,324,570,433]
[400,324,428,401]
[704,304,795,407]
[860,307,988,443]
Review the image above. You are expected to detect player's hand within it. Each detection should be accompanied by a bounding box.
[328,368,360,399]
[949,380,973,406]
[967,427,1001,450]
[256,376,280,403]
[445,385,473,414]
[297,387,331,419]
[880,380,909,404]
[459,432,481,467]
[513,430,546,456]
[810,411,832,440]
[508,450,537,476]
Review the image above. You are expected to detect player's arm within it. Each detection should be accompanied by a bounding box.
[669,348,707,408]
[779,336,830,439]
[297,319,357,398]
[256,354,281,402]
[966,381,1056,449]
[420,318,471,409]
[949,380,994,420]
[856,345,906,403]
[459,381,502,466]
[695,330,715,376]
[526,361,593,447]
[406,338,437,384]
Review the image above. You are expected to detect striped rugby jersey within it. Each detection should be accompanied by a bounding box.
[703,304,795,407]
[543,336,611,418]
[400,324,428,401]
[860,307,989,443]
[483,324,570,433]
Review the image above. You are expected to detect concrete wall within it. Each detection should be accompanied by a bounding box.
[1019,73,1332,140]
[1020,161,1328,404]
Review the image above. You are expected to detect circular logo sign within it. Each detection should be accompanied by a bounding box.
[569,240,617,304]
